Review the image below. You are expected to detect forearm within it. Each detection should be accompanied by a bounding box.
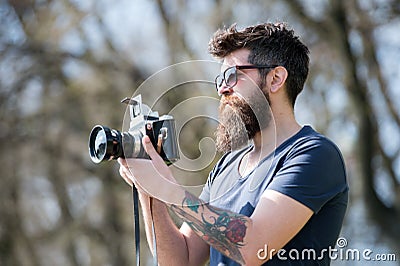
[137,192,156,252]
[138,192,191,266]
[168,190,253,265]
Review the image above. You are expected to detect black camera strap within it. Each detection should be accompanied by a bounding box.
[132,186,158,266]
[132,186,140,266]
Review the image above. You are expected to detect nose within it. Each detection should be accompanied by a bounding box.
[218,84,233,96]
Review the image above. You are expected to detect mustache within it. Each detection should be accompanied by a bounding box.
[219,95,248,111]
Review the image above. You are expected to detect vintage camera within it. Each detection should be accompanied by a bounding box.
[88,95,179,165]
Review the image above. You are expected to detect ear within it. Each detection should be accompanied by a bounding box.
[270,66,288,93]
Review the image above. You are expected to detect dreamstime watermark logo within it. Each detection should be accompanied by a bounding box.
[257,237,397,262]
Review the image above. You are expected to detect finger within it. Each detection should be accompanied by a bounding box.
[142,135,164,165]
[120,165,151,193]
[119,165,133,186]
[118,158,138,180]
[118,158,128,167]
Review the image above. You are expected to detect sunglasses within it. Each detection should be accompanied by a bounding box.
[214,65,278,92]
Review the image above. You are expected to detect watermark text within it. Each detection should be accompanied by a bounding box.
[257,237,397,262]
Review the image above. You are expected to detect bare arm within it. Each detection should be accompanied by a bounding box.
[119,159,209,266]
[149,199,210,266]
[168,189,313,265]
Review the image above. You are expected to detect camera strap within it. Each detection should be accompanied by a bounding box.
[132,186,140,266]
[132,186,158,266]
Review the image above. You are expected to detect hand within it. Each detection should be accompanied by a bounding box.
[118,135,180,203]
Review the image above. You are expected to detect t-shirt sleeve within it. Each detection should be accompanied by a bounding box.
[267,137,348,213]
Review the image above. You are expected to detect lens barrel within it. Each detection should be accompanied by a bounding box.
[88,125,123,163]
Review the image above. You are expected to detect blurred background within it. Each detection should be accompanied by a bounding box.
[0,0,399,265]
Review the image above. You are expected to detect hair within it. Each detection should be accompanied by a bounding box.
[208,22,310,107]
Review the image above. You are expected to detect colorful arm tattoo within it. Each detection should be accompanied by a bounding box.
[169,191,249,264]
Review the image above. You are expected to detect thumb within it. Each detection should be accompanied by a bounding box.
[142,135,164,164]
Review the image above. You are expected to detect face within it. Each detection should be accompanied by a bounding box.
[215,49,272,153]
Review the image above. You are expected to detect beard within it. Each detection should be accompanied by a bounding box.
[215,90,272,153]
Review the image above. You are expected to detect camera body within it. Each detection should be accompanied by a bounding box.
[89,95,179,164]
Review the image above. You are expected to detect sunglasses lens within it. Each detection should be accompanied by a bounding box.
[225,67,237,87]
[215,75,223,90]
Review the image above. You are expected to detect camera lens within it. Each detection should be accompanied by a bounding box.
[88,125,123,163]
[94,129,106,159]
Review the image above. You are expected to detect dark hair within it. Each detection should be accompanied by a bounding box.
[208,22,309,107]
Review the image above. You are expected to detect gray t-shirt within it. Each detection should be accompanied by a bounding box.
[200,126,348,265]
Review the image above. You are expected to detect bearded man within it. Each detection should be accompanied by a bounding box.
[119,22,348,266]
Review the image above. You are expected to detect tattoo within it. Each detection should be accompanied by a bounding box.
[170,191,248,264]
[182,191,202,213]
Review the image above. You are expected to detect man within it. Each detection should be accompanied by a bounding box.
[119,22,348,265]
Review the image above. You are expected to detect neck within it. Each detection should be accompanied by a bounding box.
[251,111,301,159]
[238,103,302,176]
